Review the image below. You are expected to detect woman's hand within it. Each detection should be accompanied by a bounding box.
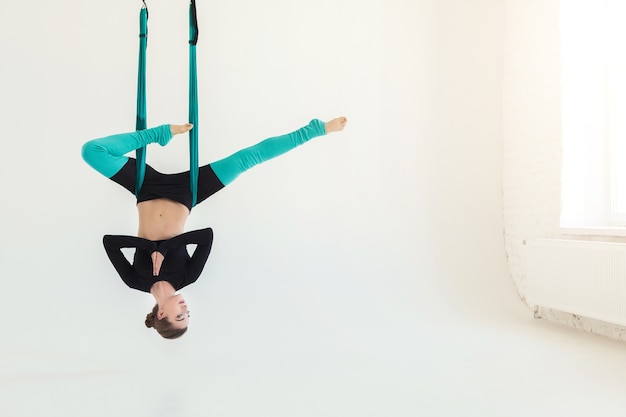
[151,251,165,276]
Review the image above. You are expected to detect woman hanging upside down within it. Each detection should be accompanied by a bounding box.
[81,117,348,339]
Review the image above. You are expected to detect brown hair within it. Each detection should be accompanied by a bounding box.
[145,304,188,339]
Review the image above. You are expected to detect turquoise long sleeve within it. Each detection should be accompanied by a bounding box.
[210,119,326,186]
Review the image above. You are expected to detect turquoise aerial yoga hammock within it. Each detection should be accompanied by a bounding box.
[135,0,200,207]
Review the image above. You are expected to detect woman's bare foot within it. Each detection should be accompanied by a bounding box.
[170,123,193,136]
[325,117,348,134]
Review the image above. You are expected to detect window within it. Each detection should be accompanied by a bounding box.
[560,0,626,230]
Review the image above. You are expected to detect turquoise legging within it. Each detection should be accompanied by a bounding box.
[81,119,327,186]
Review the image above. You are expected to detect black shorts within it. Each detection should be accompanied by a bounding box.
[110,158,225,211]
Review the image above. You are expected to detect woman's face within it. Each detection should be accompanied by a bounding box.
[159,293,190,329]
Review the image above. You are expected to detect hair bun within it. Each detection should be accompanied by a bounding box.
[145,312,155,328]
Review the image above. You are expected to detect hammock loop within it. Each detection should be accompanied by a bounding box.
[135,2,200,207]
[190,0,199,45]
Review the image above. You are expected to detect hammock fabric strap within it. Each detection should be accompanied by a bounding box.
[135,1,200,208]
[135,5,148,196]
[189,0,199,207]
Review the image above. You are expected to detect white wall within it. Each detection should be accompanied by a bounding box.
[503,0,562,298]
[502,0,626,338]
[0,0,529,415]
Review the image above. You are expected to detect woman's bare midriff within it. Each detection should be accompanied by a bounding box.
[137,199,190,241]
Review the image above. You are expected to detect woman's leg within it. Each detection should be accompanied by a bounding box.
[209,118,345,186]
[81,124,186,178]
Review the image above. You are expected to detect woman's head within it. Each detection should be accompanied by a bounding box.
[144,295,190,339]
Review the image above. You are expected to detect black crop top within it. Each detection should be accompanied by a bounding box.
[102,228,213,293]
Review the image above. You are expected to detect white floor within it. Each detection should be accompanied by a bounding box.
[3,272,626,417]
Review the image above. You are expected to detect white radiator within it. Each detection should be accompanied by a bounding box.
[524,238,626,326]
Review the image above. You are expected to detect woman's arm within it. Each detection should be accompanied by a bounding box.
[156,228,213,256]
[184,228,214,284]
[157,228,214,284]
[102,235,157,289]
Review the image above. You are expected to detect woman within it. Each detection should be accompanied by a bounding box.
[82,117,348,339]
